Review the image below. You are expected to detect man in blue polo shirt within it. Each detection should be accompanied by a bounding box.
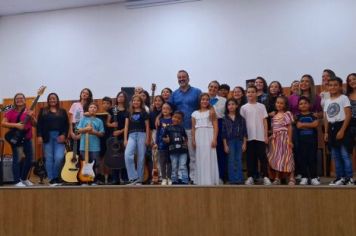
[169,70,201,184]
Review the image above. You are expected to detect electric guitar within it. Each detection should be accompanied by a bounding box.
[104,106,125,169]
[61,130,80,183]
[0,105,13,113]
[77,131,95,183]
[5,86,46,146]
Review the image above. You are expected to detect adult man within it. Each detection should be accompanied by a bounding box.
[169,70,201,183]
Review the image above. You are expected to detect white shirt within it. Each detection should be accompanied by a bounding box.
[324,94,351,123]
[210,95,226,119]
[320,91,330,109]
[240,102,268,142]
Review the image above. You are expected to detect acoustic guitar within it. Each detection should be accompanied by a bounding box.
[104,106,125,169]
[61,130,79,183]
[150,83,160,184]
[151,148,159,184]
[5,86,46,146]
[77,132,95,183]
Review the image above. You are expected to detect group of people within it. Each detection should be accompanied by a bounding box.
[1,69,355,187]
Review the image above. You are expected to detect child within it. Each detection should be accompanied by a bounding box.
[267,96,295,185]
[162,111,188,184]
[255,77,268,104]
[98,96,113,184]
[150,95,164,143]
[218,84,230,99]
[324,77,353,185]
[124,95,150,185]
[346,73,356,159]
[296,96,320,185]
[107,91,129,184]
[192,93,219,185]
[240,86,271,185]
[154,102,173,185]
[222,98,247,184]
[77,103,105,184]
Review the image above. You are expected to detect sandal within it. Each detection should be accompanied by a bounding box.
[272,178,281,185]
[288,178,296,186]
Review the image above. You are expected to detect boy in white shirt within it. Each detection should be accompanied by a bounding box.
[324,77,353,185]
[240,85,271,185]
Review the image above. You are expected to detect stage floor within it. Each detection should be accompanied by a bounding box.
[1,183,356,236]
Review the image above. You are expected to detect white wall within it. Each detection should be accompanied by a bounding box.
[0,0,355,101]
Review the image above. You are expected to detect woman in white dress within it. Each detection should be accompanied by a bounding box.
[192,93,220,185]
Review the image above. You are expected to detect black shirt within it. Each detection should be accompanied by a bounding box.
[162,124,187,154]
[36,108,69,143]
[108,108,128,139]
[128,111,148,134]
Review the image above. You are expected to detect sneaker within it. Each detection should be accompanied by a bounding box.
[299,178,308,185]
[345,178,354,185]
[272,179,281,185]
[49,179,59,186]
[14,181,26,187]
[329,178,345,186]
[263,177,272,185]
[311,178,320,185]
[245,177,254,185]
[127,178,139,185]
[135,182,142,185]
[22,180,34,186]
[295,174,302,181]
[167,179,172,185]
[161,179,167,185]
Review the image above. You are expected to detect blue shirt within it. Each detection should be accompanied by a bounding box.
[169,86,202,129]
[156,117,173,150]
[77,116,105,152]
[221,115,247,141]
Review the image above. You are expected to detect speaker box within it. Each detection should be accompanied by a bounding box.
[121,87,135,102]
[1,155,14,183]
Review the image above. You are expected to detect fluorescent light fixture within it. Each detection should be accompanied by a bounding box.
[125,0,201,9]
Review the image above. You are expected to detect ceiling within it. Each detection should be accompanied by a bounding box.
[0,0,125,16]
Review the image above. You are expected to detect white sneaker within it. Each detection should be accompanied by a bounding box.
[161,179,167,185]
[22,180,34,186]
[245,177,254,185]
[311,178,320,185]
[263,177,272,185]
[14,181,26,187]
[167,179,172,185]
[300,178,308,185]
[345,178,354,185]
[295,174,302,181]
[329,178,345,186]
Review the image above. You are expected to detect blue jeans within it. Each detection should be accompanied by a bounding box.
[331,144,353,178]
[124,132,146,181]
[227,138,244,183]
[170,152,188,183]
[43,131,65,180]
[11,140,33,183]
[217,119,227,181]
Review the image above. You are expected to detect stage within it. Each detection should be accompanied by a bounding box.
[0,185,355,236]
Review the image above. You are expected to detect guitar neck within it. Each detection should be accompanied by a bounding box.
[22,94,41,124]
[85,133,89,163]
[150,83,156,106]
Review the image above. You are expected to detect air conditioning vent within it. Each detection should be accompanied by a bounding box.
[125,0,200,9]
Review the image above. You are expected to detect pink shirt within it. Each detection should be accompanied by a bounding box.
[4,109,33,139]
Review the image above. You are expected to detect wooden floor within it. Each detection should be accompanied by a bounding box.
[0,185,355,236]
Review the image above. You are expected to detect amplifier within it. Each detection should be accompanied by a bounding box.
[1,155,14,183]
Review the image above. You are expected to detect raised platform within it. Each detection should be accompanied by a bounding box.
[1,185,355,236]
